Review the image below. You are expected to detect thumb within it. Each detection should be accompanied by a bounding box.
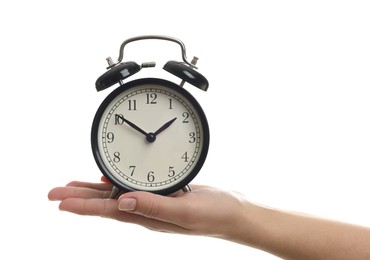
[118,191,189,223]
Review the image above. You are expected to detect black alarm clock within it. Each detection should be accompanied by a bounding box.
[91,35,209,198]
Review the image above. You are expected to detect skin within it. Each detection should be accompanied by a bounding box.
[48,177,370,260]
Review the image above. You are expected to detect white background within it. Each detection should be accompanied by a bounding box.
[1,1,369,259]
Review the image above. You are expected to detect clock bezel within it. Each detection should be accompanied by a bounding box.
[91,78,210,195]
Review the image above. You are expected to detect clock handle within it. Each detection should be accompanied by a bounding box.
[110,35,196,69]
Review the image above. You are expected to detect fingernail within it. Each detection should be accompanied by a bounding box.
[118,198,137,211]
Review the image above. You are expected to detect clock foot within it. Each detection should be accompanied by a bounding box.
[182,185,192,193]
[109,186,124,199]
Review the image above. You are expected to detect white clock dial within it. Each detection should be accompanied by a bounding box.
[92,78,209,194]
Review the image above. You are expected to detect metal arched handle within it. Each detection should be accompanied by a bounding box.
[113,35,196,69]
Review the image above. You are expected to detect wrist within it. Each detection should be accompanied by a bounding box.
[219,196,285,254]
[216,194,268,248]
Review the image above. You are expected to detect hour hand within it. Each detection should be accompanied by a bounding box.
[116,115,148,136]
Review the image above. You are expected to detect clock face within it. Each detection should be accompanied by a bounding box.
[91,78,209,195]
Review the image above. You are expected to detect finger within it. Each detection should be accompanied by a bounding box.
[48,186,111,201]
[59,198,191,234]
[118,191,195,227]
[66,181,112,191]
[100,176,111,184]
[59,198,118,217]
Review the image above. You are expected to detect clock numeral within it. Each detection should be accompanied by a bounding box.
[181,152,189,162]
[129,166,136,176]
[168,166,175,177]
[182,112,190,123]
[189,132,196,143]
[147,171,155,182]
[113,152,121,163]
[169,98,173,109]
[114,114,124,125]
[128,99,137,110]
[106,132,114,143]
[146,93,157,104]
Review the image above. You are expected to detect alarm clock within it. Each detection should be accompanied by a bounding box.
[91,35,209,198]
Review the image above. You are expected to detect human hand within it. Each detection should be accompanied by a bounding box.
[48,178,370,259]
[48,178,248,238]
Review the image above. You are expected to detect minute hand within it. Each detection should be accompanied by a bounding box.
[154,117,177,136]
[117,115,148,136]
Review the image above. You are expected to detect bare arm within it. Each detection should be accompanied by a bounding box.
[48,180,370,259]
[228,202,370,259]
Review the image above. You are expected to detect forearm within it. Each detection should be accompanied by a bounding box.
[225,201,370,259]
